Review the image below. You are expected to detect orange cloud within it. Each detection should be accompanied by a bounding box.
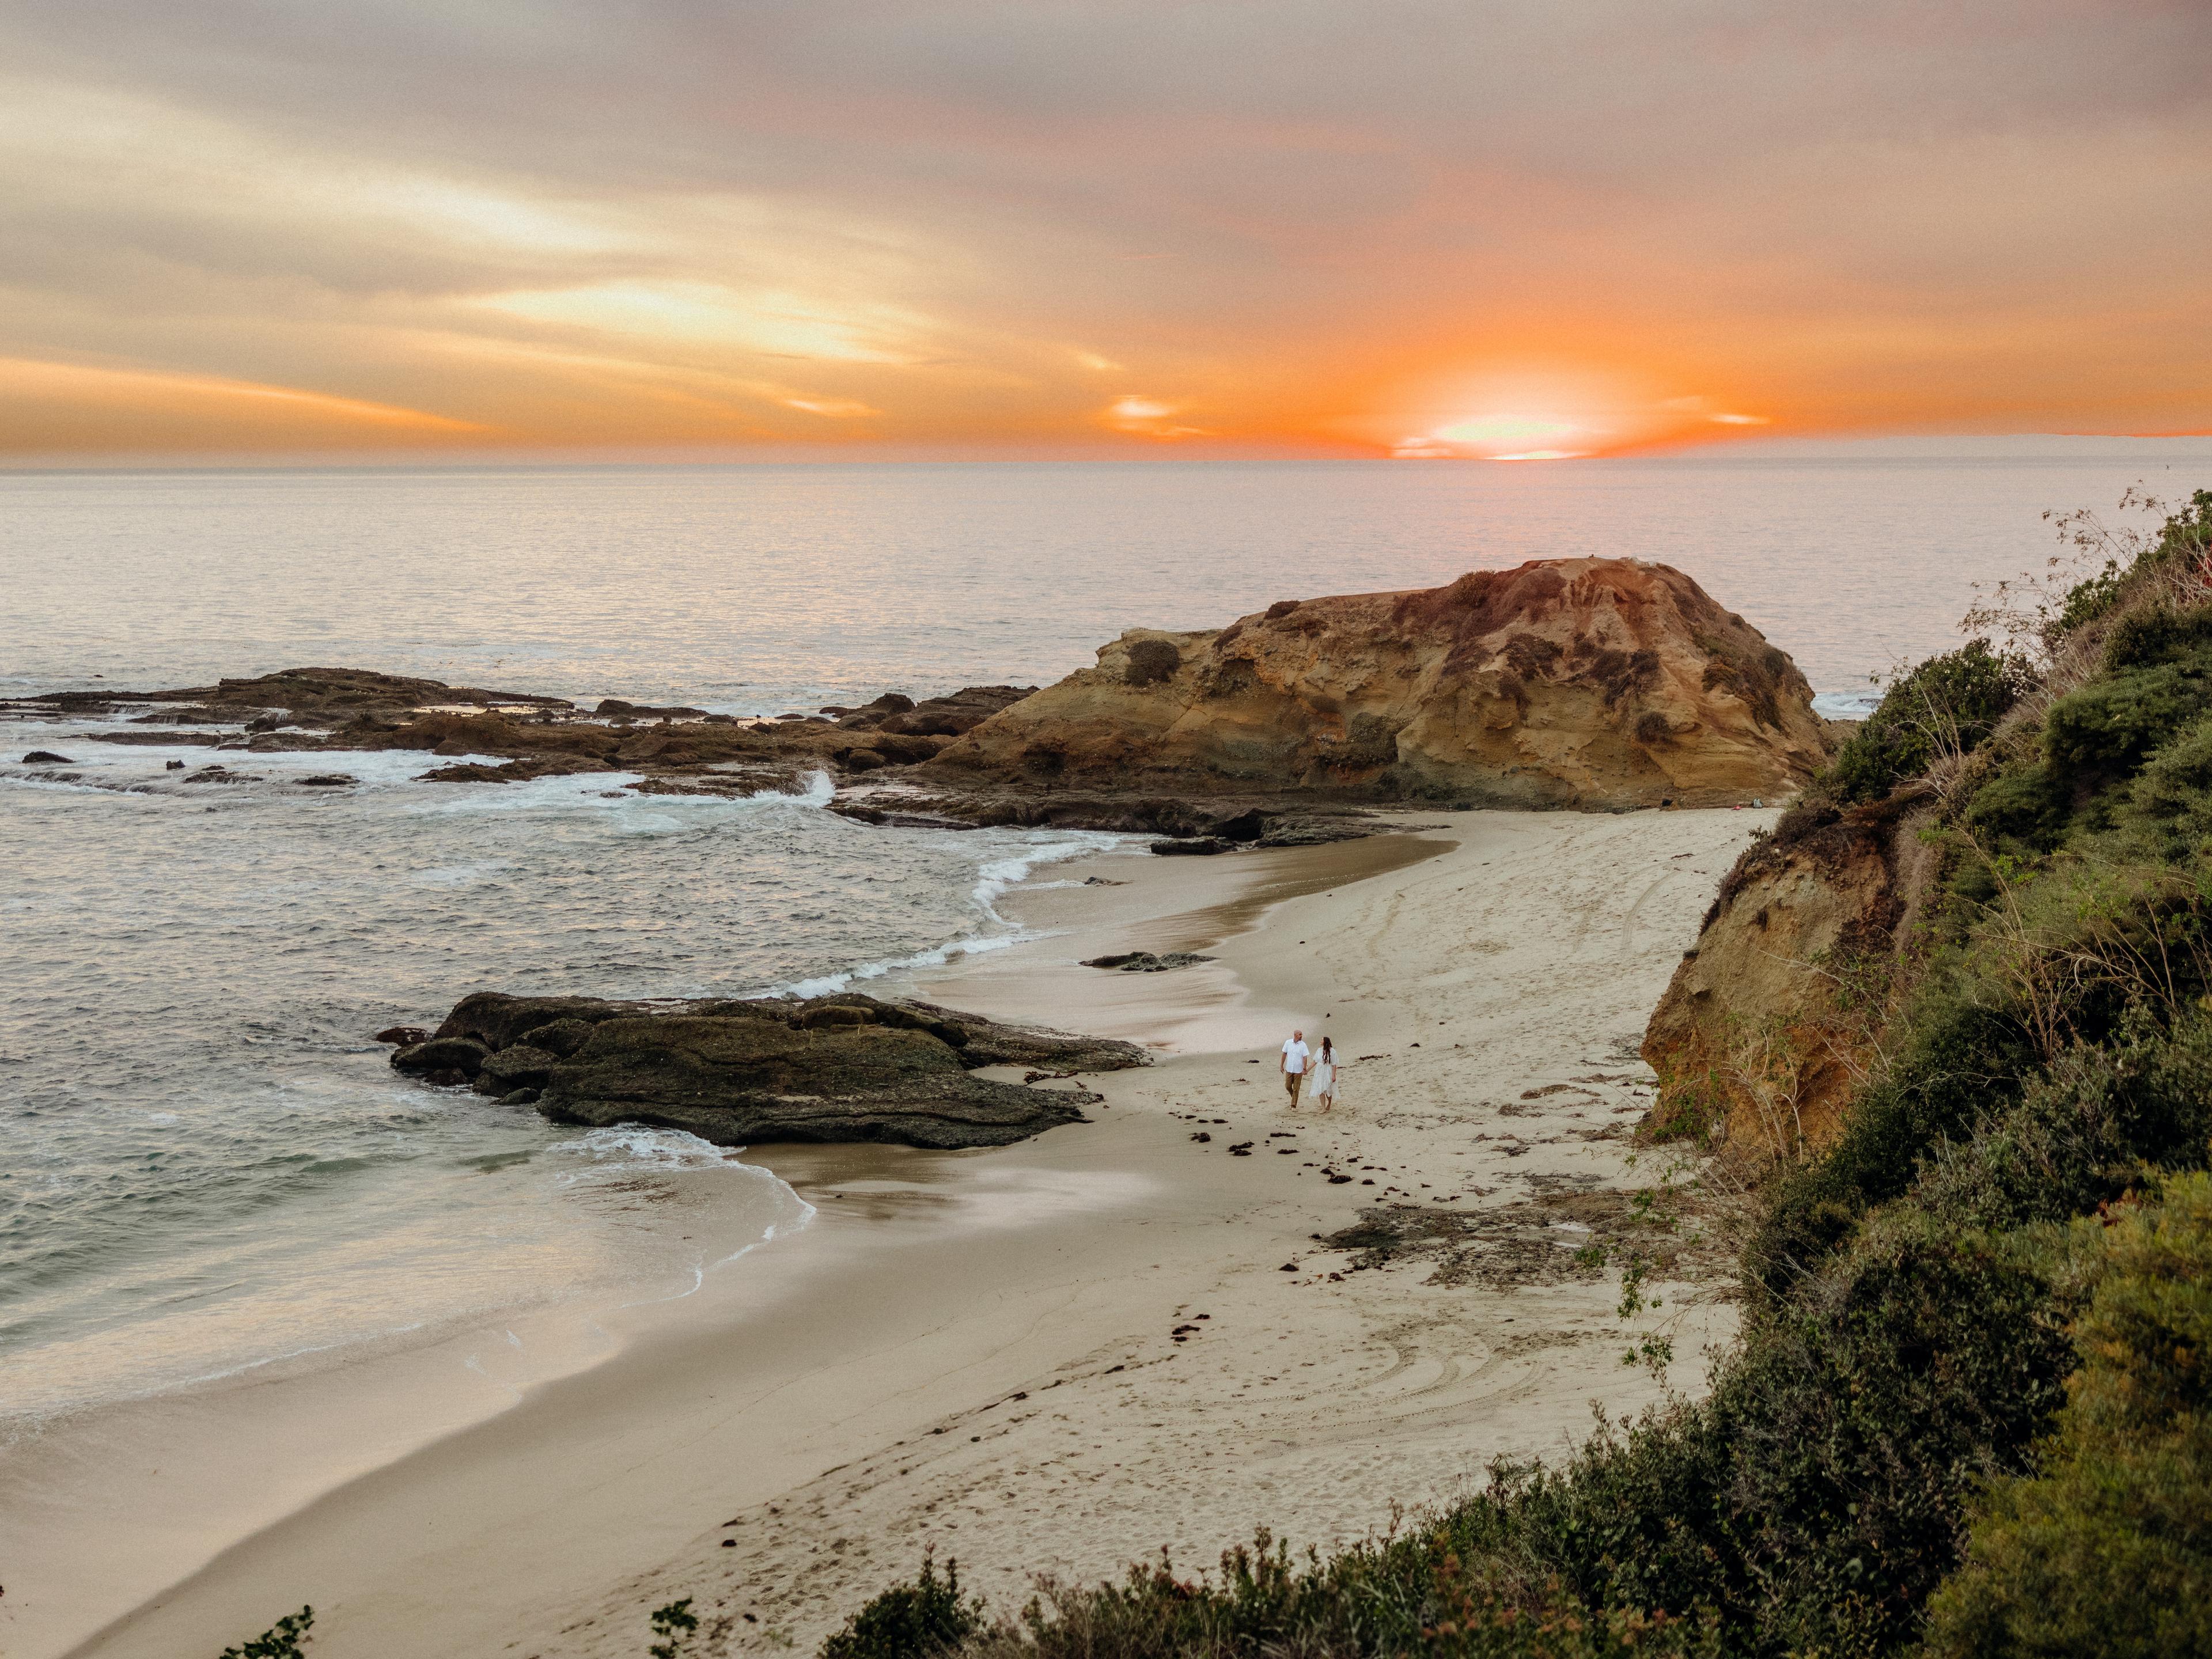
[0,358,483,452]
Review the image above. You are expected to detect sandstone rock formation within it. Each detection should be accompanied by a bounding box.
[1640,793,1930,1167]
[393,990,1147,1150]
[924,559,1830,809]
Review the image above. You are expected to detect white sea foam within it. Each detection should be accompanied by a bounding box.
[549,1123,752,1172]
[1812,689,1884,719]
[545,1128,819,1307]
[773,828,1124,998]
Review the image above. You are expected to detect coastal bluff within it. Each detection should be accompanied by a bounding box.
[1640,791,1922,1166]
[391,991,1149,1150]
[921,558,1830,810]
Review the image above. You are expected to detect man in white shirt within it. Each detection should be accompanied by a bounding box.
[1281,1029,1310,1107]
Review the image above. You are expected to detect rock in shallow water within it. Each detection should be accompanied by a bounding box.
[1080,952,1215,972]
[391,1035,489,1078]
[396,991,1148,1150]
[474,1043,563,1094]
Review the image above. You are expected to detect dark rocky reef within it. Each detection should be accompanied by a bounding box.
[18,666,576,729]
[12,664,1389,847]
[391,990,1147,1150]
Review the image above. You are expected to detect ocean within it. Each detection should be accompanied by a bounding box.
[2,453,2198,1427]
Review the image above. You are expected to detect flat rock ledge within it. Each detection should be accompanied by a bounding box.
[390,990,1148,1150]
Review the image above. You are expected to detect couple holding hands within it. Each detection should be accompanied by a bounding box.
[1278,1028,1340,1111]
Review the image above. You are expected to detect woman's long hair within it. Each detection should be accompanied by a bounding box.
[1319,1035,1332,1058]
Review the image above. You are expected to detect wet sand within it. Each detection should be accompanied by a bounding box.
[46,807,1770,1659]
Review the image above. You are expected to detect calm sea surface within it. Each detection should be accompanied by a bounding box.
[2,454,2201,1422]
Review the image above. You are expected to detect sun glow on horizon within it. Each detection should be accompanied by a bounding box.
[1410,412,1597,460]
[1374,370,1793,460]
[1433,416,1583,446]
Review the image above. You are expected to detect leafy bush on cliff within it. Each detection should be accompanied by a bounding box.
[1827,640,2029,805]
[1922,1172,2212,1658]
[2041,660,2212,782]
[219,1607,313,1658]
[979,1541,1723,1659]
[823,1558,983,1659]
[1441,1213,2071,1656]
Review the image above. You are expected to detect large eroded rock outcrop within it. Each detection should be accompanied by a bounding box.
[392,991,1147,1150]
[1640,793,1930,1166]
[922,559,1829,809]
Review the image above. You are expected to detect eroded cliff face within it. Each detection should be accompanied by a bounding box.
[926,558,1831,808]
[1641,795,1927,1168]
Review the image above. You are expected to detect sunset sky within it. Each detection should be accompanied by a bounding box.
[5,1,2209,461]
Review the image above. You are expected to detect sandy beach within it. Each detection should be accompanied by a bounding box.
[41,805,1771,1659]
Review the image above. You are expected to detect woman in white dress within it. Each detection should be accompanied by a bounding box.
[1311,1036,1340,1112]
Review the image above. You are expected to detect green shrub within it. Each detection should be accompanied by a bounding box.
[2101,600,2212,671]
[1913,1018,2212,1234]
[650,1599,700,1659]
[1830,642,2029,805]
[2046,488,2212,647]
[1748,992,2034,1302]
[958,1530,1718,1659]
[1497,1215,2070,1656]
[2142,487,2212,575]
[219,1607,313,1659]
[1961,767,2069,853]
[1921,1172,2212,1657]
[823,1558,984,1659]
[2046,559,2128,642]
[2043,664,2212,780]
[2119,711,2212,858]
